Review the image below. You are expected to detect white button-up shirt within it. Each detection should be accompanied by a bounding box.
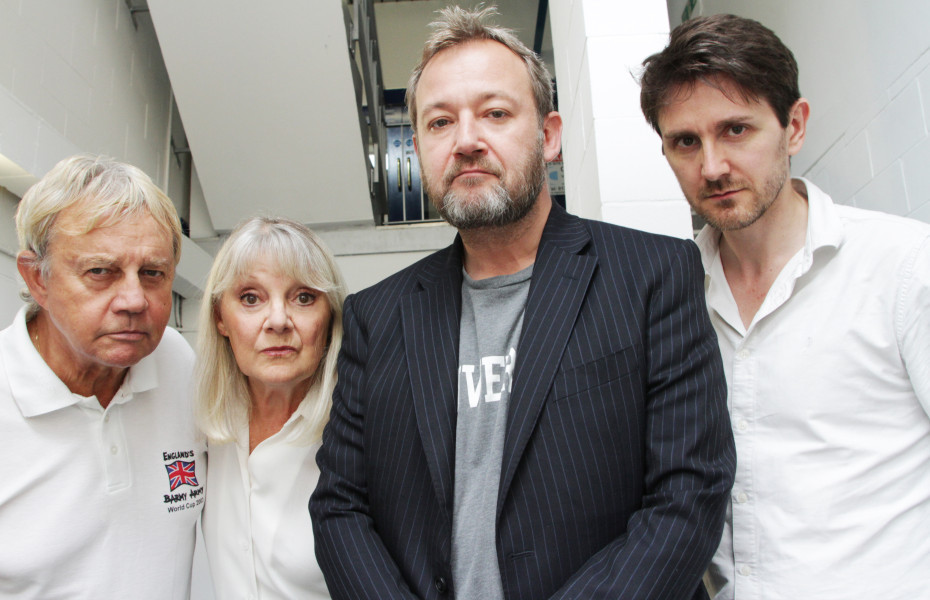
[201,400,329,600]
[697,179,930,600]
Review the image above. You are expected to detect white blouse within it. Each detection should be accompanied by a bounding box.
[202,406,329,600]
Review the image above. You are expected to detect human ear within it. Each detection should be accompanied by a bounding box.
[541,111,563,162]
[786,98,810,157]
[214,304,229,337]
[16,251,48,308]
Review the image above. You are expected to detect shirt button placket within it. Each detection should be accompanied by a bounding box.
[730,342,756,598]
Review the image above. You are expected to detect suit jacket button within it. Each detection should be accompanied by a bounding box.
[434,576,448,594]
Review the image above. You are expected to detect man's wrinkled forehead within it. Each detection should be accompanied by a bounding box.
[417,41,535,112]
[54,201,140,236]
[49,202,173,255]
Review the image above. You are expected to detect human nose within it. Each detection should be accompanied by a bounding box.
[452,114,486,157]
[264,298,291,332]
[701,141,730,181]
[112,274,148,314]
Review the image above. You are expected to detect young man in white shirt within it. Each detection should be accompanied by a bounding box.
[639,13,930,600]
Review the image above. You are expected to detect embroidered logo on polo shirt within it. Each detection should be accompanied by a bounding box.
[165,460,199,490]
[161,450,204,512]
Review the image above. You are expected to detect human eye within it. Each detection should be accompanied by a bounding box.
[295,290,317,306]
[84,264,115,281]
[670,135,699,151]
[141,268,165,280]
[487,109,508,120]
[239,292,260,306]
[726,124,749,137]
[429,117,451,131]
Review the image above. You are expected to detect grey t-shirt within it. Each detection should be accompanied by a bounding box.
[452,264,532,599]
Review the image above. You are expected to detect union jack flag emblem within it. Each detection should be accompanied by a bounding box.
[165,460,199,491]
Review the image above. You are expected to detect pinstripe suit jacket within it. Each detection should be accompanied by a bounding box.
[311,202,735,599]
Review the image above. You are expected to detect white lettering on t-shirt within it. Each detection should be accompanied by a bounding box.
[460,347,517,408]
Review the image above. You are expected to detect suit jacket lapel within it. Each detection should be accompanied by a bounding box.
[401,242,463,517]
[498,205,596,518]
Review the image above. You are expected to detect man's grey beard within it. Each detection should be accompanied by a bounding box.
[427,140,546,230]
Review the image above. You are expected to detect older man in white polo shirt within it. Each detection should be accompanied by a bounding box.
[0,155,205,599]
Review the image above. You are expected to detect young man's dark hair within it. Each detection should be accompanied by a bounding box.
[639,13,801,133]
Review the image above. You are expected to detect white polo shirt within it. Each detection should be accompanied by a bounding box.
[698,179,930,600]
[202,397,329,600]
[0,306,206,599]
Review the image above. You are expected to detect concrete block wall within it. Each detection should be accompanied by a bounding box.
[0,0,173,189]
[0,188,22,325]
[549,0,693,239]
[811,54,930,222]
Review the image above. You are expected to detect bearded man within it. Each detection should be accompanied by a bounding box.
[311,6,735,600]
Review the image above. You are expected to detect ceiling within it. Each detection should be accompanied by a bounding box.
[145,0,552,234]
[147,0,372,232]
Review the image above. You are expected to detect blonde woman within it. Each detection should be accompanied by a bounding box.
[195,216,345,599]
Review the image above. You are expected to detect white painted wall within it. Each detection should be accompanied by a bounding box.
[0,0,175,192]
[666,0,930,223]
[549,0,693,239]
[0,188,24,325]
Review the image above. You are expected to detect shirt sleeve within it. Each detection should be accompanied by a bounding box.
[897,233,930,415]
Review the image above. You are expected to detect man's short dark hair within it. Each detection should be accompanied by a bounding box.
[639,13,801,134]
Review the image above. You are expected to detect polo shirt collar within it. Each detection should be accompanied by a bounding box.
[5,306,159,418]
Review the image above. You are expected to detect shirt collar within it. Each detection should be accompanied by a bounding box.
[282,381,321,443]
[799,177,844,255]
[234,380,322,451]
[4,306,159,417]
[696,177,844,274]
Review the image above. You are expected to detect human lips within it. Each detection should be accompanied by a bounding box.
[452,168,496,183]
[261,346,297,357]
[106,330,148,342]
[702,187,742,201]
[446,158,501,183]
